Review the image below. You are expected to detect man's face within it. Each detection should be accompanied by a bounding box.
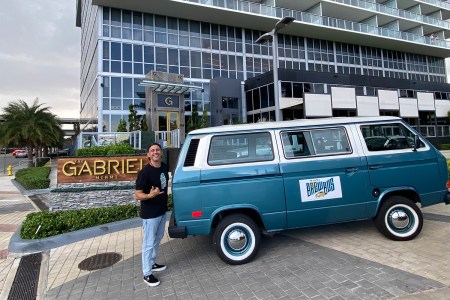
[148,145,162,162]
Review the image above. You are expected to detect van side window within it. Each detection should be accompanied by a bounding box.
[281,127,351,158]
[360,123,424,151]
[281,132,311,158]
[208,132,274,165]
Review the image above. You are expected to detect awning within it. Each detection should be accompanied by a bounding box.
[139,80,203,94]
[378,90,399,110]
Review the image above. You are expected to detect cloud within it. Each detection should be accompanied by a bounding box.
[0,0,80,118]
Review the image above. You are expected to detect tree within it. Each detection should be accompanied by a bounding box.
[128,104,141,131]
[186,105,208,133]
[117,119,127,132]
[140,115,148,131]
[0,99,64,167]
[200,108,208,128]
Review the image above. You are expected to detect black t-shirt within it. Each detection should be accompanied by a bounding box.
[135,162,168,219]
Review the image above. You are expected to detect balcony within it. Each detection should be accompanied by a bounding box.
[182,0,450,49]
[329,0,450,29]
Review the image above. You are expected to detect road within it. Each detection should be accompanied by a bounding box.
[0,153,33,174]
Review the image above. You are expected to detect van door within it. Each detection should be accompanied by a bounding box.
[357,121,440,210]
[199,131,287,231]
[279,126,370,229]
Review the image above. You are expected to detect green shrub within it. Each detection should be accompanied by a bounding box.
[15,167,51,190]
[441,144,450,150]
[167,194,173,211]
[35,157,50,167]
[447,159,450,176]
[20,204,140,239]
[76,142,135,156]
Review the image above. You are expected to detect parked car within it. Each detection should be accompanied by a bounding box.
[169,116,449,265]
[11,149,22,156]
[15,150,28,158]
[0,148,15,154]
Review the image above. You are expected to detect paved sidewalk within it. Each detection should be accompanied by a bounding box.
[1,157,450,299]
[0,171,37,298]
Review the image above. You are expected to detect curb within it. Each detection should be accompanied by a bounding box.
[8,211,172,253]
[8,217,142,253]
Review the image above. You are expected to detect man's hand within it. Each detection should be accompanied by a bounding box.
[148,186,163,199]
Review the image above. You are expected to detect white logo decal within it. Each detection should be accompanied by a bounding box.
[160,173,167,190]
[299,176,342,202]
[164,97,173,106]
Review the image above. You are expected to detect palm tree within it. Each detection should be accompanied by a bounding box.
[0,99,64,167]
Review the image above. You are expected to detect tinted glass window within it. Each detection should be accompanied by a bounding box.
[208,132,273,165]
[281,127,351,158]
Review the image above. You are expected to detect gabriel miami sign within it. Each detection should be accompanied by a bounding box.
[57,156,148,183]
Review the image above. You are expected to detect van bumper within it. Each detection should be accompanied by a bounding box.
[168,214,187,238]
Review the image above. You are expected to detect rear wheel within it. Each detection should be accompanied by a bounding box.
[375,196,423,241]
[213,214,261,265]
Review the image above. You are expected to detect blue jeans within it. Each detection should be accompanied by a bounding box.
[142,213,167,276]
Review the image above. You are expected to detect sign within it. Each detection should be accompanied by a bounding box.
[157,94,179,108]
[57,155,148,183]
[299,176,342,202]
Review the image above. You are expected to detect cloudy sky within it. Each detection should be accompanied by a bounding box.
[0,1,80,119]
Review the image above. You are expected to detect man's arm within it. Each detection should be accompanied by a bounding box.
[135,186,163,201]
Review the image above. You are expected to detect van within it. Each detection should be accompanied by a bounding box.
[168,116,450,265]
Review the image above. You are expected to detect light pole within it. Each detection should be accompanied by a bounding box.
[255,16,295,122]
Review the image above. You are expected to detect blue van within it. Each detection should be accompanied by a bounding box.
[168,116,450,265]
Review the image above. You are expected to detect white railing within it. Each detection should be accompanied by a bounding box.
[184,0,450,48]
[155,129,181,148]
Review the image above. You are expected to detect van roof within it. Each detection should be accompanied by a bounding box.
[190,116,402,135]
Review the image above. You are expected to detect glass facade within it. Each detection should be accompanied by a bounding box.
[83,5,448,131]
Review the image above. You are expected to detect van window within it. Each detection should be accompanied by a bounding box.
[281,127,351,158]
[360,123,424,151]
[208,132,274,165]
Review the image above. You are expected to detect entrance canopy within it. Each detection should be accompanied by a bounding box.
[139,80,203,94]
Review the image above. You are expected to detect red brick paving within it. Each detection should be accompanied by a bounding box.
[0,224,19,232]
[0,249,8,259]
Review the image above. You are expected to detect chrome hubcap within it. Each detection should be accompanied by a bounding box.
[390,209,409,229]
[227,229,247,251]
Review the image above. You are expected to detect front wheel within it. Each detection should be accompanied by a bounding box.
[213,214,261,265]
[374,196,423,241]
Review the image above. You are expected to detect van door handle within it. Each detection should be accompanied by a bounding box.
[369,165,382,170]
[345,167,358,173]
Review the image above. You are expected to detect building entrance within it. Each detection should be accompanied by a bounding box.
[158,111,179,147]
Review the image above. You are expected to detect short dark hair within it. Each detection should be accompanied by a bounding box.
[149,143,162,150]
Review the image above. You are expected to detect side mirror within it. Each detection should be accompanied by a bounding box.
[413,135,420,152]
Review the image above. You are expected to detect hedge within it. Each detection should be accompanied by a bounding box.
[20,204,140,239]
[15,167,51,190]
[441,144,450,150]
[75,142,135,156]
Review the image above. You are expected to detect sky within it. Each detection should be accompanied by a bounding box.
[0,1,80,119]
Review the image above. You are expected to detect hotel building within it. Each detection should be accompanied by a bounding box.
[76,0,450,140]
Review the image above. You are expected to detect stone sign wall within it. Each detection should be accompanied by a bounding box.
[46,155,150,212]
[57,155,147,183]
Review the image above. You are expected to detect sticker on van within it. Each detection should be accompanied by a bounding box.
[300,176,342,201]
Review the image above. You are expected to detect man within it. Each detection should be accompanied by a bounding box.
[135,143,169,287]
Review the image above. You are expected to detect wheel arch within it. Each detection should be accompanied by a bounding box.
[210,206,265,232]
[376,187,420,216]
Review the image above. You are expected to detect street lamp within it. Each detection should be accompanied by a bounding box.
[255,16,295,122]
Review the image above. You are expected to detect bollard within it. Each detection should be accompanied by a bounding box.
[7,165,12,176]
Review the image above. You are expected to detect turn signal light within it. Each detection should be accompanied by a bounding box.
[446,180,450,190]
